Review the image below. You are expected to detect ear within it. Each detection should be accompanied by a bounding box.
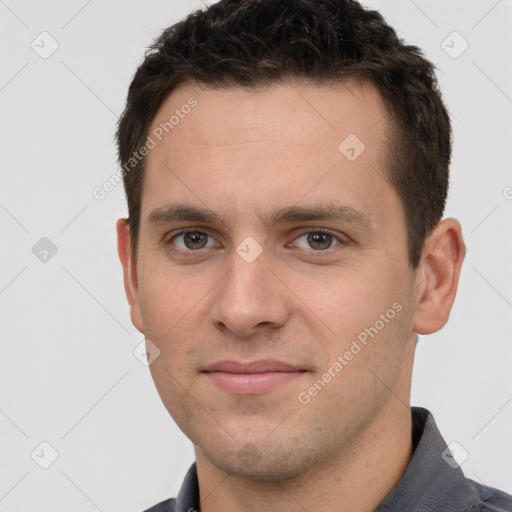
[412,218,466,335]
[116,218,144,333]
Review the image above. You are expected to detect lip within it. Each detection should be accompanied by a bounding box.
[202,360,306,395]
[203,359,302,373]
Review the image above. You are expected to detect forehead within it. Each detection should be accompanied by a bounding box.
[149,78,389,149]
[142,79,401,235]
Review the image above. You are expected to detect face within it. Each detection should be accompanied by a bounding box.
[122,80,422,480]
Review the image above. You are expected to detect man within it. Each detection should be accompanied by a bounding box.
[115,0,512,510]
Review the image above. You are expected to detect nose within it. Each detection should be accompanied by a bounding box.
[209,249,289,337]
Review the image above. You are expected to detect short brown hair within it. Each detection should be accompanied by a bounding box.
[116,0,451,268]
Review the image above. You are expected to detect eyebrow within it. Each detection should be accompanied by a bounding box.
[147,203,375,233]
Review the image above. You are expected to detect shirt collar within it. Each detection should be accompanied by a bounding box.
[376,406,478,511]
[173,461,199,512]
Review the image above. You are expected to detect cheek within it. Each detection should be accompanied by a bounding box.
[138,268,206,334]
[140,272,209,433]
[297,264,412,381]
[294,268,399,337]
[138,272,213,388]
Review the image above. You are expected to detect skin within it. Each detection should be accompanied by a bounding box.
[117,79,465,511]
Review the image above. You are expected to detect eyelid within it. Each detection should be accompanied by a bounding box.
[292,227,346,239]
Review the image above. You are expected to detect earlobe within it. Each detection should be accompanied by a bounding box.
[116,218,144,333]
[412,218,466,335]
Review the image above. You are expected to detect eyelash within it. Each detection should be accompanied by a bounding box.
[166,228,346,255]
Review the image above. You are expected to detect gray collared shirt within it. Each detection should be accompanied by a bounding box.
[143,407,512,511]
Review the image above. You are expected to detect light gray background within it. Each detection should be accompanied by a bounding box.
[1,0,511,510]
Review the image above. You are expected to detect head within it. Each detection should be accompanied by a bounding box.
[116,0,465,481]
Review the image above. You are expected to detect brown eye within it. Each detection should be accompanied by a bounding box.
[294,231,341,251]
[171,231,214,250]
[307,232,333,250]
[184,232,207,249]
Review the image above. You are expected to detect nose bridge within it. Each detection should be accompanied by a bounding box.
[210,244,288,335]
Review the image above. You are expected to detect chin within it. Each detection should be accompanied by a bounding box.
[198,436,324,482]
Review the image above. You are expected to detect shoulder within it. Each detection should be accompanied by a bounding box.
[466,478,512,512]
[140,497,176,512]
